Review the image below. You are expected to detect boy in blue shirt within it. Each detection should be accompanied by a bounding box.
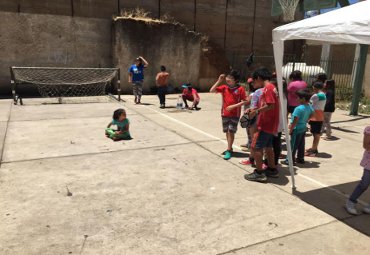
[282,89,314,165]
[128,56,149,104]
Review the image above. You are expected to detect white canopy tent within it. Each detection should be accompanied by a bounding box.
[272,0,370,189]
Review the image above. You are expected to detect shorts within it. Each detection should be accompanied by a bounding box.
[309,121,323,134]
[287,105,297,114]
[252,130,274,150]
[222,117,239,133]
[183,94,199,103]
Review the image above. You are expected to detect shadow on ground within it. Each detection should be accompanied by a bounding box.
[293,181,370,236]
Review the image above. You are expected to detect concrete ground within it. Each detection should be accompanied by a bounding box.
[0,93,369,255]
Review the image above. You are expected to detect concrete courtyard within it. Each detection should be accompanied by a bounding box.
[0,93,369,254]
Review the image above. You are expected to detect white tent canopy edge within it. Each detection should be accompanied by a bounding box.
[272,0,370,190]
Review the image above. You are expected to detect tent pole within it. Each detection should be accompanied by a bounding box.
[350,44,368,115]
[273,40,296,191]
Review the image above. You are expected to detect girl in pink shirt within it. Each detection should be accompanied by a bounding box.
[346,126,370,215]
[287,70,307,114]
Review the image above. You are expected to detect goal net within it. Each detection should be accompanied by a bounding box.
[10,67,121,105]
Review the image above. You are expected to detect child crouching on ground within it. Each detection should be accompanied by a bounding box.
[105,108,132,141]
[182,83,200,110]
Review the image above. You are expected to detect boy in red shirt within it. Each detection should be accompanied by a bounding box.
[245,67,280,182]
[210,70,247,160]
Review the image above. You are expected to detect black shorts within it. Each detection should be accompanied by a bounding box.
[309,121,323,134]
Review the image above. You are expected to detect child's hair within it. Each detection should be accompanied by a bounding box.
[289,70,303,81]
[252,67,272,81]
[313,81,324,90]
[227,70,241,82]
[325,79,335,91]
[135,57,143,65]
[247,78,255,92]
[160,65,166,71]
[113,108,125,120]
[315,73,327,82]
[296,89,312,102]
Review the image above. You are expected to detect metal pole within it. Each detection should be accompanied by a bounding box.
[10,67,19,105]
[350,44,368,115]
[117,68,121,101]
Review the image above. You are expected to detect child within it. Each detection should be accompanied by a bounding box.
[210,70,246,160]
[282,89,314,165]
[305,81,326,157]
[240,78,254,151]
[239,77,263,165]
[287,70,307,115]
[128,56,149,104]
[321,79,335,140]
[156,65,170,109]
[105,108,132,141]
[345,126,370,215]
[244,67,280,182]
[182,83,200,110]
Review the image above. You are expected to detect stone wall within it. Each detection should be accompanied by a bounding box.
[0,11,112,95]
[113,18,229,93]
[0,0,295,66]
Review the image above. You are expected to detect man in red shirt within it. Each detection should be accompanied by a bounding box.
[210,70,247,160]
[245,67,280,182]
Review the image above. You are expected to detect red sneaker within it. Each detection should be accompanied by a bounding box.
[239,159,255,166]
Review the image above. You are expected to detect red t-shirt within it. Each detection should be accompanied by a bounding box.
[257,83,280,134]
[216,85,246,117]
[182,88,200,102]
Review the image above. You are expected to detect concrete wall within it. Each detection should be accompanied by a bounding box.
[0,0,294,67]
[113,18,229,94]
[0,11,112,95]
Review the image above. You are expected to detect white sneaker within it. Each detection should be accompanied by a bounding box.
[345,200,359,215]
[362,204,370,214]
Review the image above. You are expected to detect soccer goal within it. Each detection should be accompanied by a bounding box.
[10,67,121,105]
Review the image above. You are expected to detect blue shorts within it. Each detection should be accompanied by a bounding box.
[252,130,274,150]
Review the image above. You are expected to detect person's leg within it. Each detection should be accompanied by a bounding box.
[182,95,189,108]
[227,132,235,151]
[132,84,138,103]
[160,87,167,107]
[325,112,332,137]
[116,131,132,140]
[272,132,282,166]
[312,134,320,150]
[307,122,322,155]
[137,82,143,103]
[296,132,306,162]
[349,169,370,203]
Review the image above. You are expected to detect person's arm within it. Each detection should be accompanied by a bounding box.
[107,121,113,128]
[128,72,132,83]
[155,73,160,86]
[210,74,225,93]
[249,103,275,118]
[289,116,299,135]
[364,130,370,151]
[139,56,149,67]
[164,73,170,85]
[226,100,247,112]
